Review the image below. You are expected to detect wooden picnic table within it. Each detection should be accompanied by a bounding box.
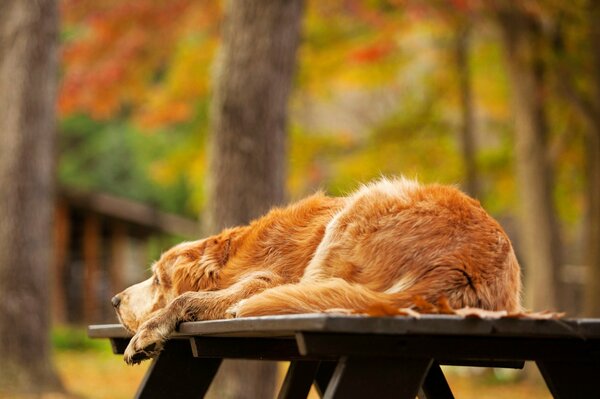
[88,314,600,398]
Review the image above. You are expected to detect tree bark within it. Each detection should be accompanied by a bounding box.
[0,0,63,394]
[205,0,305,397]
[455,22,480,199]
[583,0,600,317]
[497,9,561,311]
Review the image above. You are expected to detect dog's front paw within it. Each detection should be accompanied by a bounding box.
[123,325,167,365]
[225,299,246,319]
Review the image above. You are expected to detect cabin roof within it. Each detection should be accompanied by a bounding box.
[59,187,200,238]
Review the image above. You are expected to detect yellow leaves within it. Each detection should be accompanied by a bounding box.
[298,0,407,95]
[471,41,510,121]
[136,36,218,129]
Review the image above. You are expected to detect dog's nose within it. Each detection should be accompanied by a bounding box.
[111,295,121,309]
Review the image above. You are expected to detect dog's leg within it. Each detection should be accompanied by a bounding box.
[227,278,405,317]
[124,271,283,364]
[123,290,207,364]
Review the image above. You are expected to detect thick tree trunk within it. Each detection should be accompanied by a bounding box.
[0,0,63,394]
[455,22,480,199]
[583,121,600,316]
[205,0,305,397]
[498,10,561,311]
[583,0,600,317]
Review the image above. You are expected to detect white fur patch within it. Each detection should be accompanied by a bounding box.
[384,274,418,294]
[302,177,420,282]
[354,177,420,202]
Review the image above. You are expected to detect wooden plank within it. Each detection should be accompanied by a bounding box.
[177,315,600,339]
[90,315,600,341]
[277,361,320,399]
[109,221,127,294]
[52,200,70,323]
[178,314,328,337]
[88,324,131,338]
[190,336,314,360]
[323,356,432,399]
[296,332,600,362]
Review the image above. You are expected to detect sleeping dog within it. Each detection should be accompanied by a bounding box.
[112,177,521,364]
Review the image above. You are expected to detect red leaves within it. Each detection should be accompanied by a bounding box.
[348,41,394,63]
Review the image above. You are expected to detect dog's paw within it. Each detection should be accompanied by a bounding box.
[123,326,166,365]
[225,299,246,319]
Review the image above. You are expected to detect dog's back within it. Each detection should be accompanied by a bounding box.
[233,177,522,316]
[292,178,520,311]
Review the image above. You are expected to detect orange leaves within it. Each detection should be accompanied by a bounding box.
[137,100,192,128]
[59,0,218,122]
[348,40,395,63]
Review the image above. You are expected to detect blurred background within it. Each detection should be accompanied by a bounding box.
[0,0,599,397]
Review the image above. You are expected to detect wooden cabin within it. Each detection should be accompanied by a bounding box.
[53,188,200,325]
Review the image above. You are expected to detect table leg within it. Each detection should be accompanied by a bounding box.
[277,361,321,399]
[135,339,222,399]
[537,360,600,399]
[419,361,454,399]
[314,361,337,397]
[323,356,433,399]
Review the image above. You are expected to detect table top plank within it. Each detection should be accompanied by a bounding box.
[88,314,600,340]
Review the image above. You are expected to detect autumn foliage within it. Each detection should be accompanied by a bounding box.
[60,0,219,125]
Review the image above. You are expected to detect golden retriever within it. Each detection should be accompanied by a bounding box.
[113,178,521,364]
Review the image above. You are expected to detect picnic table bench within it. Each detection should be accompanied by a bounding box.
[88,314,600,398]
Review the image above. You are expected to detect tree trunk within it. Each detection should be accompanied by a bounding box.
[498,9,561,311]
[0,0,63,394]
[204,0,305,397]
[583,0,600,317]
[455,22,480,199]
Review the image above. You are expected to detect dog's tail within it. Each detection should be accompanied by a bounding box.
[230,277,462,318]
[232,251,521,318]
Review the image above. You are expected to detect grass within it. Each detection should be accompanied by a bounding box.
[54,347,149,399]
[52,326,149,399]
[0,327,551,398]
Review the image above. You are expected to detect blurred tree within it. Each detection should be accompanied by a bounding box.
[455,20,480,198]
[0,0,63,394]
[204,0,305,398]
[567,0,600,317]
[496,4,561,310]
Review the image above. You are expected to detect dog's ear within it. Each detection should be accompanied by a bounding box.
[171,234,236,294]
[205,237,232,267]
[172,262,212,294]
[171,227,246,294]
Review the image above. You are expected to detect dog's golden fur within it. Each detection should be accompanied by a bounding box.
[115,178,521,364]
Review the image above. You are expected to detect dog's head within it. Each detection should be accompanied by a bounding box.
[112,228,240,332]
